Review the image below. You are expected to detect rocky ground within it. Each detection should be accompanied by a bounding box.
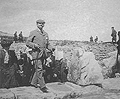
[1,78,120,99]
[0,40,119,99]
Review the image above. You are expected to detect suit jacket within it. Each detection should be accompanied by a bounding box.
[26,29,52,51]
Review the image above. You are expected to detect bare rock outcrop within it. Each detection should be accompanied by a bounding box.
[0,82,104,99]
[65,48,103,85]
[0,89,15,99]
[79,52,103,85]
[99,51,120,78]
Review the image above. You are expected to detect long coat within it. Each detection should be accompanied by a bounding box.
[0,49,18,88]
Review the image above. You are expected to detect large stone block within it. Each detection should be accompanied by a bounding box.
[79,52,103,85]
[67,48,103,85]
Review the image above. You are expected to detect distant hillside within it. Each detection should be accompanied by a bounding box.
[0,31,13,37]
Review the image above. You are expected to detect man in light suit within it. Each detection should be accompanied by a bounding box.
[26,19,53,93]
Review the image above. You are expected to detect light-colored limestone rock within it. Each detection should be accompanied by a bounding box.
[1,81,120,99]
[67,48,103,85]
[101,51,118,69]
[80,52,103,85]
[102,78,120,90]
[0,89,14,99]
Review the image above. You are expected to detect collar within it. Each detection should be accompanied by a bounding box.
[36,29,46,36]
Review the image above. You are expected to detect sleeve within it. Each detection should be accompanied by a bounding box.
[26,31,36,49]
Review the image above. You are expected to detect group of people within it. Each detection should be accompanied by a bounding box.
[13,31,24,43]
[0,19,68,93]
[90,36,98,42]
[1,19,120,93]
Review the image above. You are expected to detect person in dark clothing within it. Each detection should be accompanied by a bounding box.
[94,36,98,43]
[13,31,18,43]
[90,36,93,42]
[111,27,117,43]
[117,31,120,55]
[18,31,23,42]
[0,40,19,88]
[17,53,34,86]
[113,31,120,74]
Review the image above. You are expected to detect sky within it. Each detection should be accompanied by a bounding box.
[0,0,120,42]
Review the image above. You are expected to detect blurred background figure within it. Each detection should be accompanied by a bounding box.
[13,31,18,43]
[111,27,117,43]
[113,31,120,74]
[94,36,98,43]
[90,36,93,42]
[18,31,23,42]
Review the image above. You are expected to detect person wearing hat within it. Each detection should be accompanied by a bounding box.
[0,40,19,88]
[26,19,53,93]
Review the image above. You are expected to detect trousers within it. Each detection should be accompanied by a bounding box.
[31,51,46,89]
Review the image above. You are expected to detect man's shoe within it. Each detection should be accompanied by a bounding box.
[41,87,49,93]
[31,84,38,88]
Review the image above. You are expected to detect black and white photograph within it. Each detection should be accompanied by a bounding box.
[0,0,120,98]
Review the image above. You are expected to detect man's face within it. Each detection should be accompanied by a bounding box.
[37,22,44,29]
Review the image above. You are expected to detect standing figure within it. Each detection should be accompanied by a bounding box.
[18,31,23,42]
[13,31,18,43]
[111,27,117,43]
[90,36,93,42]
[94,36,98,43]
[117,31,120,55]
[26,19,53,93]
[113,31,120,74]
